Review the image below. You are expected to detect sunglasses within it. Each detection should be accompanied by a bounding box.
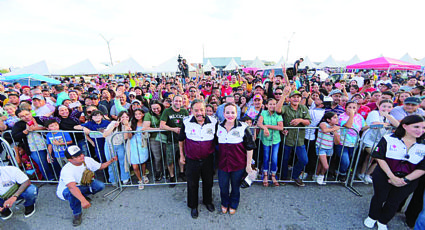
[274,93,283,95]
[86,110,95,114]
[190,90,196,93]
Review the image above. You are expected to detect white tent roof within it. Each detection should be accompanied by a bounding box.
[4,60,52,76]
[319,55,342,68]
[203,60,216,72]
[344,55,361,66]
[420,57,425,66]
[299,56,318,69]
[53,59,98,75]
[153,57,180,73]
[223,58,240,71]
[400,53,420,65]
[101,57,144,74]
[248,56,266,68]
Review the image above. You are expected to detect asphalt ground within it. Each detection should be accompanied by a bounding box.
[1,181,413,230]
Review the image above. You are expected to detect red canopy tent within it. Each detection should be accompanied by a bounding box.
[346,57,421,70]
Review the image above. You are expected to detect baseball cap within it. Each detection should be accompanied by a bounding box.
[329,89,343,96]
[253,94,263,100]
[22,86,30,90]
[131,99,141,104]
[65,145,84,159]
[413,85,425,91]
[289,90,302,97]
[404,97,421,105]
[382,83,393,89]
[129,92,136,97]
[255,84,264,89]
[32,95,45,101]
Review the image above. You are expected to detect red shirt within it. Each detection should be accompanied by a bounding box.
[358,105,371,119]
[221,86,232,97]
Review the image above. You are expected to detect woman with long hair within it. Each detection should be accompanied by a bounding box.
[364,115,425,230]
[129,108,149,189]
[103,111,132,185]
[142,100,166,181]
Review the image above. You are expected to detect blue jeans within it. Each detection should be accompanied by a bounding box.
[104,143,130,183]
[0,184,38,207]
[282,145,308,179]
[334,145,355,175]
[30,150,60,180]
[262,142,280,174]
[62,179,105,215]
[77,139,89,156]
[218,169,245,210]
[415,191,425,230]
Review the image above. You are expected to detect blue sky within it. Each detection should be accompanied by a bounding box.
[0,0,423,70]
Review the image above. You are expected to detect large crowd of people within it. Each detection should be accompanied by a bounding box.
[1,65,425,229]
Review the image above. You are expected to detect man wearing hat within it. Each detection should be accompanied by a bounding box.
[32,95,55,116]
[325,89,345,115]
[56,145,117,226]
[390,97,425,121]
[244,94,263,122]
[378,83,392,92]
[411,85,424,97]
[19,86,31,101]
[276,90,311,186]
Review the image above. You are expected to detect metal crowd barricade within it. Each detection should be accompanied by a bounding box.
[249,126,362,195]
[348,125,395,194]
[1,130,114,189]
[108,129,185,191]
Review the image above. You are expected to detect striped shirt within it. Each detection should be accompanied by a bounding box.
[316,122,335,150]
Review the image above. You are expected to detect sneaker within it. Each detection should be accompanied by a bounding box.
[179,172,186,182]
[72,213,82,226]
[316,175,326,185]
[0,208,13,220]
[138,181,144,190]
[377,221,388,230]
[312,174,318,181]
[169,176,176,188]
[363,216,376,228]
[339,175,347,183]
[24,204,36,218]
[143,176,149,184]
[122,179,130,185]
[155,171,163,181]
[364,175,373,184]
[300,172,308,180]
[357,173,365,181]
[293,178,305,187]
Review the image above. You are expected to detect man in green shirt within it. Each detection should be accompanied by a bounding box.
[160,95,189,185]
[276,90,311,186]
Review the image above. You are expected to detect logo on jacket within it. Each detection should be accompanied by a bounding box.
[206,128,213,135]
[231,130,240,137]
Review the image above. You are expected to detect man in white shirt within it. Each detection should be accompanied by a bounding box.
[32,95,55,116]
[57,146,117,226]
[0,166,38,220]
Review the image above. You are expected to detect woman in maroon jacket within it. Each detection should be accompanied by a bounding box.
[217,103,256,215]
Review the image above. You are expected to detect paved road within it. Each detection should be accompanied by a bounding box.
[2,182,412,230]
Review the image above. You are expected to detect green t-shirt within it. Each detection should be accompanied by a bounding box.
[144,112,161,138]
[160,107,189,142]
[259,110,283,146]
[279,104,311,147]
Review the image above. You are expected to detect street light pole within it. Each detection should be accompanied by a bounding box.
[286,32,295,64]
[100,34,114,66]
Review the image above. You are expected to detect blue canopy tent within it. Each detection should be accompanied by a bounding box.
[0,74,61,86]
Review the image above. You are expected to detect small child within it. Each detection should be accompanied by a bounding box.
[315,112,340,185]
[45,119,73,167]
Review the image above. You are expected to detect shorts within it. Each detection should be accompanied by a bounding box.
[316,147,333,156]
[165,143,179,165]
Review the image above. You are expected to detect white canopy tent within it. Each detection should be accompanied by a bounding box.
[223,58,240,71]
[102,57,144,74]
[344,55,361,67]
[400,53,420,65]
[4,60,52,76]
[319,55,342,68]
[202,59,216,72]
[53,59,98,75]
[248,56,266,68]
[299,56,318,69]
[273,56,288,68]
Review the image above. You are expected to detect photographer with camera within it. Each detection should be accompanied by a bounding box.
[178,56,189,79]
[294,58,304,75]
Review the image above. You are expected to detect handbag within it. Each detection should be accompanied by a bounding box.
[0,184,19,200]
